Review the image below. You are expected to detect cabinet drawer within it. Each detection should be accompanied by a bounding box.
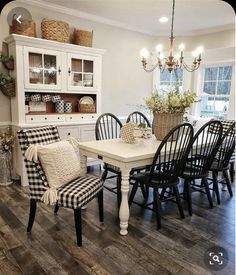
[65,114,97,122]
[26,114,65,123]
[58,127,79,140]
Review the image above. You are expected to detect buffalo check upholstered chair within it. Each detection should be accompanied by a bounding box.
[17,125,103,247]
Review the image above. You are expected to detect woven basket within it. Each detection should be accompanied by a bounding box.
[41,19,69,43]
[10,16,36,37]
[79,103,96,113]
[0,82,16,97]
[73,29,93,47]
[2,58,14,70]
[153,112,183,140]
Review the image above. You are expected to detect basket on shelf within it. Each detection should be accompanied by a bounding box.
[41,19,69,43]
[79,103,96,113]
[10,15,36,37]
[73,28,93,47]
[0,82,16,98]
[153,112,183,140]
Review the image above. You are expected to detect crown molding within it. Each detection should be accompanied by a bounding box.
[16,0,235,37]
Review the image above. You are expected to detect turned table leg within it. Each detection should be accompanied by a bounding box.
[119,168,130,235]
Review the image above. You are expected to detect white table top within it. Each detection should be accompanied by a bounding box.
[78,136,165,163]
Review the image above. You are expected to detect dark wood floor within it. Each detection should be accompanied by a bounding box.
[0,169,235,275]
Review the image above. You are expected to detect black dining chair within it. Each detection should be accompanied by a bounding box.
[219,119,235,183]
[209,122,235,204]
[126,111,151,128]
[178,120,223,216]
[126,111,152,198]
[95,113,123,207]
[17,126,103,247]
[129,123,194,229]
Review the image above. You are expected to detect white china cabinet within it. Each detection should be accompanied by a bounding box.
[5,34,105,185]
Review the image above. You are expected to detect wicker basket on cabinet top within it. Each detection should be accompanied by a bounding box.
[41,19,69,43]
[73,29,93,47]
[10,15,36,37]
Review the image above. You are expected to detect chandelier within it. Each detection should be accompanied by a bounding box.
[140,0,203,73]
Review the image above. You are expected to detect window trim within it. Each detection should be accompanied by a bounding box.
[199,62,234,118]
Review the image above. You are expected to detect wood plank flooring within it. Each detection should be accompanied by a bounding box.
[0,169,234,275]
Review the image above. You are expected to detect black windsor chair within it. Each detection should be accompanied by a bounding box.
[129,123,194,229]
[218,119,235,183]
[178,120,223,216]
[209,121,235,204]
[126,111,152,198]
[126,111,151,128]
[95,113,123,208]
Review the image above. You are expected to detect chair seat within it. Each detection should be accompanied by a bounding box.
[105,163,121,173]
[130,171,179,188]
[210,160,228,171]
[57,175,103,209]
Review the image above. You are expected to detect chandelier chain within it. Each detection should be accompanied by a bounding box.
[170,0,175,39]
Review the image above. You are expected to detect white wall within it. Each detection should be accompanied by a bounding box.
[0,1,154,123]
[0,1,235,123]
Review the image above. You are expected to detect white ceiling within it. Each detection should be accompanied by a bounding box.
[23,0,235,36]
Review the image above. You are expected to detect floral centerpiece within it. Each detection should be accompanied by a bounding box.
[145,86,198,140]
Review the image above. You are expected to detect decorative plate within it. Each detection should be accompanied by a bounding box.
[79,96,94,104]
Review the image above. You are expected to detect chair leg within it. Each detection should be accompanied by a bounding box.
[140,183,147,199]
[160,187,167,199]
[153,189,162,229]
[229,162,235,183]
[128,182,139,207]
[184,179,192,216]
[212,171,221,204]
[203,178,213,208]
[101,169,108,181]
[145,186,149,198]
[74,208,82,247]
[54,202,60,214]
[223,170,233,197]
[97,190,104,222]
[27,199,37,232]
[173,186,185,219]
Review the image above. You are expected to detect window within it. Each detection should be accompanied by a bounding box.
[159,68,183,92]
[200,65,233,119]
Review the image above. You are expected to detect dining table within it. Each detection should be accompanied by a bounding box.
[78,135,165,236]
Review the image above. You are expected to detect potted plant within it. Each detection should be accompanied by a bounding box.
[145,86,198,140]
[0,53,14,70]
[0,73,16,97]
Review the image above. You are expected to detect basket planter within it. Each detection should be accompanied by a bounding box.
[79,103,96,113]
[73,29,93,47]
[0,82,16,97]
[41,19,69,43]
[153,112,183,140]
[2,58,14,70]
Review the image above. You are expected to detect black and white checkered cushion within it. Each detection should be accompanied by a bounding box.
[17,125,103,209]
[57,176,102,209]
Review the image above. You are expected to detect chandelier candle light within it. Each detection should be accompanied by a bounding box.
[141,0,203,73]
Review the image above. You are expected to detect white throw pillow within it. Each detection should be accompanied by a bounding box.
[37,140,81,189]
